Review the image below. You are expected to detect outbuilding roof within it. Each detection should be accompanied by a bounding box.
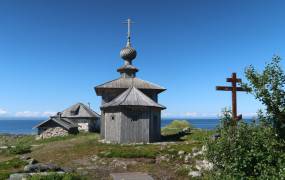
[34,117,78,130]
[95,77,166,95]
[61,103,100,118]
[101,87,166,109]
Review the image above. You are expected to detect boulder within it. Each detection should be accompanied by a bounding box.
[188,171,201,177]
[9,173,28,180]
[211,133,221,140]
[178,150,185,155]
[24,163,61,173]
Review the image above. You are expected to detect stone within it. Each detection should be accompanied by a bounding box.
[9,173,28,180]
[201,145,207,153]
[28,159,38,165]
[184,153,192,163]
[0,146,8,149]
[37,127,68,139]
[192,147,199,153]
[182,127,191,133]
[24,163,61,173]
[9,172,65,180]
[211,133,221,140]
[90,155,99,162]
[188,171,201,177]
[156,155,170,164]
[111,159,127,170]
[111,172,154,180]
[19,155,31,161]
[178,150,185,155]
[195,160,214,171]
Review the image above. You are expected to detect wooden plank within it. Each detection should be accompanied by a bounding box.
[216,86,247,91]
[226,78,241,83]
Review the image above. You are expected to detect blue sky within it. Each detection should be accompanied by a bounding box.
[0,0,284,118]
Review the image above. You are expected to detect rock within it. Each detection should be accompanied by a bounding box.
[37,127,68,139]
[0,146,8,149]
[211,133,221,140]
[201,145,207,153]
[184,153,192,163]
[188,171,201,177]
[9,172,65,180]
[28,159,38,165]
[90,155,99,162]
[195,160,213,171]
[19,155,31,161]
[9,173,28,180]
[192,147,199,153]
[24,163,61,173]
[156,155,170,164]
[178,150,185,156]
[111,159,127,170]
[182,127,191,133]
[202,159,213,171]
[192,151,203,157]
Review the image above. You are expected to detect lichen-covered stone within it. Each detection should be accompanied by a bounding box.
[37,127,68,139]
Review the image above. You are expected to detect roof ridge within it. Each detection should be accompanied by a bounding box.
[119,87,133,105]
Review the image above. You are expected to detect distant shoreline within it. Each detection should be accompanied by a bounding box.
[0,118,255,135]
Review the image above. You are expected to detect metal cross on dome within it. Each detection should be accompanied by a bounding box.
[216,73,249,121]
[123,18,135,43]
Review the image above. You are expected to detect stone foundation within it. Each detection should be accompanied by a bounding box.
[37,127,68,139]
[78,123,89,132]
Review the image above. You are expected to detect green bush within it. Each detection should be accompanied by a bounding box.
[244,55,285,138]
[8,144,31,155]
[206,111,285,179]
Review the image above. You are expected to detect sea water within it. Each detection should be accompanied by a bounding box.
[0,118,253,135]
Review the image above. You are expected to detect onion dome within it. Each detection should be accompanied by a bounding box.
[120,46,137,60]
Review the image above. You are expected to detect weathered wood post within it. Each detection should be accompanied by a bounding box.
[216,72,248,122]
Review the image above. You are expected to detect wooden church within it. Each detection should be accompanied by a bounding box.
[95,19,166,143]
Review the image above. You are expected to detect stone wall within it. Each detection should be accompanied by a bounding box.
[37,127,68,139]
[78,123,89,132]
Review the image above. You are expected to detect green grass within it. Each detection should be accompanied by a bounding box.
[28,173,85,180]
[98,145,159,158]
[161,120,192,135]
[183,129,215,142]
[0,158,27,180]
[8,144,31,155]
[0,158,27,170]
[0,129,216,179]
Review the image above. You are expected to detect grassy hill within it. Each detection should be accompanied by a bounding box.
[0,121,214,179]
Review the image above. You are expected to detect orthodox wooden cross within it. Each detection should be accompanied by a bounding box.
[216,73,248,121]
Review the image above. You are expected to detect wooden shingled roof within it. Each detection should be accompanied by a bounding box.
[61,103,100,118]
[34,117,78,130]
[101,87,166,109]
[95,77,166,95]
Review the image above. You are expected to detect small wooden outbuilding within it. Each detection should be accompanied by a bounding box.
[35,103,100,139]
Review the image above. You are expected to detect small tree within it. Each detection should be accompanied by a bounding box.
[244,55,285,138]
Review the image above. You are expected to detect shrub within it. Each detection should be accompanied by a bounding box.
[244,55,285,138]
[206,110,285,179]
[8,144,31,154]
